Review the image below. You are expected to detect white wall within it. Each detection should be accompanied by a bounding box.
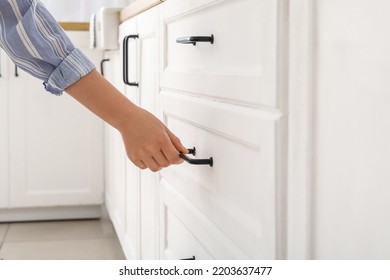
[288,0,390,260]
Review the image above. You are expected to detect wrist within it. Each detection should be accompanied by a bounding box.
[115,101,139,133]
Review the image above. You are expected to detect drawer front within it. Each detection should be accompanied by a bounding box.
[160,0,278,107]
[161,189,213,260]
[161,179,246,259]
[160,92,282,259]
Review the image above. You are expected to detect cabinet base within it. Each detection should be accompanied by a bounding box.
[0,205,101,222]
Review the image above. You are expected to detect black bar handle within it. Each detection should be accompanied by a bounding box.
[123,34,139,87]
[15,65,18,77]
[187,147,196,155]
[180,256,196,260]
[176,34,214,46]
[180,147,213,167]
[100,58,110,77]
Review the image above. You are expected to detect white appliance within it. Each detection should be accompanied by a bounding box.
[90,7,122,50]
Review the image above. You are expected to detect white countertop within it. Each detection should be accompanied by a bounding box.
[120,0,165,22]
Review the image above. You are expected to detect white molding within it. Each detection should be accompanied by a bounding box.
[0,205,101,222]
[287,0,315,259]
[275,0,290,260]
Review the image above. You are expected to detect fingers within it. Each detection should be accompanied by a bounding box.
[152,135,184,169]
[134,160,147,170]
[121,111,187,172]
[165,127,188,154]
[136,151,170,172]
[161,138,184,165]
[144,157,162,172]
[152,150,171,168]
[150,127,186,167]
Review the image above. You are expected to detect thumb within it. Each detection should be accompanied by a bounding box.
[165,127,188,154]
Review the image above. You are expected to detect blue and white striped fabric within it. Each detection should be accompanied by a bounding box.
[0,0,95,95]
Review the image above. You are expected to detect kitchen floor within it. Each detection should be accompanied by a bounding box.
[0,216,125,260]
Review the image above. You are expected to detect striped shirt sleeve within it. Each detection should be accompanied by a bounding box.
[0,0,95,95]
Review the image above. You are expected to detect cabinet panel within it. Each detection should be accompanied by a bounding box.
[137,7,160,260]
[120,16,142,260]
[6,32,104,208]
[116,6,160,259]
[0,50,9,208]
[104,123,127,248]
[164,208,213,260]
[160,92,281,259]
[161,0,277,107]
[102,49,129,257]
[8,72,103,207]
[161,179,243,259]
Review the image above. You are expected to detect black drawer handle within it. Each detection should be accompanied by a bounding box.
[180,147,213,167]
[123,34,139,87]
[100,58,110,77]
[180,256,196,260]
[15,65,18,77]
[176,34,214,46]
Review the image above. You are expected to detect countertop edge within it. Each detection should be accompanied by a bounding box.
[59,22,90,31]
[120,0,165,23]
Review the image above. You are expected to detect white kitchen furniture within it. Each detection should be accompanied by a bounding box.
[158,0,286,260]
[104,0,286,259]
[0,31,105,221]
[104,0,390,260]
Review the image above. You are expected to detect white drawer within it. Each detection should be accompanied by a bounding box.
[160,92,282,259]
[160,0,278,107]
[162,203,213,260]
[161,179,247,259]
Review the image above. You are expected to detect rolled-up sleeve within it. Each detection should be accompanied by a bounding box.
[0,0,95,95]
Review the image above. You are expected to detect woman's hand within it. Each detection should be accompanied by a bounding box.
[66,70,187,172]
[119,106,188,171]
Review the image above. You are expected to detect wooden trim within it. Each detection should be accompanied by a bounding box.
[120,0,165,23]
[59,22,90,31]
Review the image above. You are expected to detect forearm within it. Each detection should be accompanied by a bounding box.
[65,69,135,132]
[65,69,187,172]
[1,0,186,172]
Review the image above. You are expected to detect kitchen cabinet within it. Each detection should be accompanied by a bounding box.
[0,32,105,221]
[158,0,285,260]
[105,0,390,260]
[104,0,287,260]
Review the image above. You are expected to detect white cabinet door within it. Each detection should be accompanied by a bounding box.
[102,49,128,257]
[120,17,141,260]
[119,7,160,259]
[7,32,105,208]
[136,7,160,260]
[159,0,285,260]
[0,49,9,208]
[288,0,390,259]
